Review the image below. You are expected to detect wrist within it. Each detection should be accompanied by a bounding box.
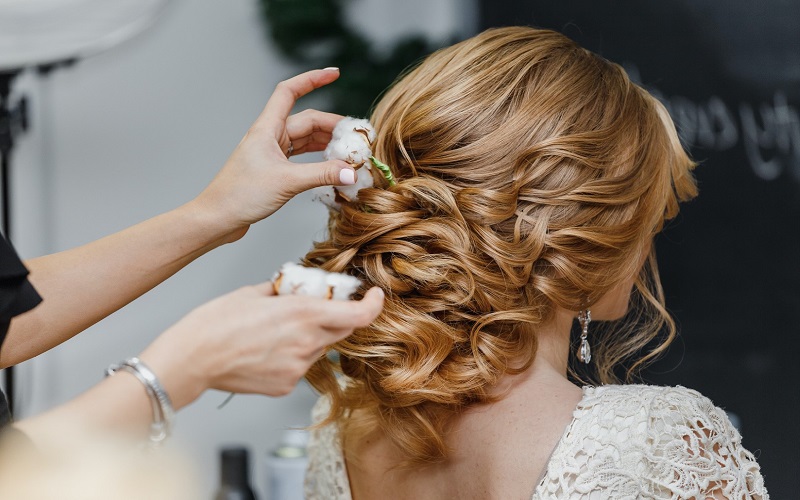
[106,357,174,445]
[138,345,206,413]
[177,197,249,248]
[187,181,253,243]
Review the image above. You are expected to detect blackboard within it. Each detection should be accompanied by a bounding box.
[481,1,800,495]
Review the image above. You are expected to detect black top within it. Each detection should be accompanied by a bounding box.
[0,234,42,427]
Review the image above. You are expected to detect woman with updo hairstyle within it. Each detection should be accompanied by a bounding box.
[303,27,768,499]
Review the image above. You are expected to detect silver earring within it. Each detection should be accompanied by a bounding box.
[577,310,592,364]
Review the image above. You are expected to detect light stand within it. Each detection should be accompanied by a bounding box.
[0,70,26,239]
[0,69,27,413]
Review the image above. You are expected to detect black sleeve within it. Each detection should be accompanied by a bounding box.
[0,233,42,349]
[0,233,43,427]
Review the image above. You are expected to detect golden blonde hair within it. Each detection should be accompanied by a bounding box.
[304,26,697,466]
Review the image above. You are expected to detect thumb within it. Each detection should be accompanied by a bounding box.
[291,159,356,192]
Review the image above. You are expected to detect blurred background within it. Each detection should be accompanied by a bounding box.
[2,0,797,497]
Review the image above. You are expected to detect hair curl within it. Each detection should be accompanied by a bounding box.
[304,26,698,466]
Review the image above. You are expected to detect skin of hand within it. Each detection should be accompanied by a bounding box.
[139,284,385,411]
[191,68,357,243]
[2,68,356,368]
[12,285,384,446]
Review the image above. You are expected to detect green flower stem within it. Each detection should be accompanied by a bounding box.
[370,156,397,186]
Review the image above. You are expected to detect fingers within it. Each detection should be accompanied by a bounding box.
[287,159,356,189]
[287,131,334,156]
[258,69,341,132]
[313,286,385,330]
[286,109,344,141]
[261,284,383,330]
[284,110,342,156]
[253,282,384,322]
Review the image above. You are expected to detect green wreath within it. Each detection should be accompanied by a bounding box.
[259,0,449,116]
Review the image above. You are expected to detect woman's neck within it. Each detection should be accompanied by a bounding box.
[486,309,577,399]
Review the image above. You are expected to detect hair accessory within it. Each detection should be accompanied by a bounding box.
[272,261,362,300]
[369,156,396,186]
[106,357,174,445]
[577,310,592,364]
[313,117,397,210]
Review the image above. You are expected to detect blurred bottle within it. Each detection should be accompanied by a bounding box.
[265,429,309,500]
[214,447,258,500]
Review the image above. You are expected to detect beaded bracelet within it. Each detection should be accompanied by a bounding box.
[106,357,174,445]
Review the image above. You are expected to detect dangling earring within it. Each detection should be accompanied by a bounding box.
[577,310,592,364]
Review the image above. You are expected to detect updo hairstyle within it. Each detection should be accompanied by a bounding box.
[304,26,698,466]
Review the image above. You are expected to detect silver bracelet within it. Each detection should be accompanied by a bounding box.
[106,357,175,445]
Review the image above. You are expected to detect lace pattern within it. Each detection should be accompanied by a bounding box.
[304,396,352,500]
[305,385,769,499]
[535,385,768,499]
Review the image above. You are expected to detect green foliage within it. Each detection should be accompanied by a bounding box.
[259,0,446,116]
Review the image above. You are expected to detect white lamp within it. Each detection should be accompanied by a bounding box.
[0,0,171,71]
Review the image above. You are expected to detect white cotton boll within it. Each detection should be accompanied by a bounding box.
[330,117,375,142]
[326,272,362,300]
[323,138,371,166]
[311,186,340,210]
[324,140,354,163]
[335,164,374,202]
[272,262,363,300]
[317,117,377,208]
[347,144,373,166]
[348,117,376,143]
[324,117,375,167]
[273,262,328,297]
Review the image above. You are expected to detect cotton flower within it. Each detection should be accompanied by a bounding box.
[324,117,376,167]
[311,185,340,210]
[272,262,361,300]
[334,164,375,203]
[315,117,377,207]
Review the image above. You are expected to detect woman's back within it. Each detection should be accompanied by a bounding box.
[344,369,582,500]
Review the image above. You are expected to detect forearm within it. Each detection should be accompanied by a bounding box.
[0,199,237,367]
[12,369,153,447]
[11,281,385,448]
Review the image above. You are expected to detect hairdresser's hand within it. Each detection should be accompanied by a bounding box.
[138,283,384,409]
[193,68,355,242]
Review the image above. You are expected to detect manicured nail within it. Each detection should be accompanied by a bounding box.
[323,67,339,72]
[339,168,355,185]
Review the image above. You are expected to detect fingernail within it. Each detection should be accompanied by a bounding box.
[339,168,356,185]
[323,67,340,72]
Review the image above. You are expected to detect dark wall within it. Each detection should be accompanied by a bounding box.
[480,1,800,496]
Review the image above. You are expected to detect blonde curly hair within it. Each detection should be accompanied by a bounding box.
[304,26,698,466]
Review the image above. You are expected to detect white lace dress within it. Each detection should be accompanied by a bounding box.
[304,385,768,499]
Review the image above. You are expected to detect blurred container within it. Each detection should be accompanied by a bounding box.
[214,446,257,500]
[265,429,309,500]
